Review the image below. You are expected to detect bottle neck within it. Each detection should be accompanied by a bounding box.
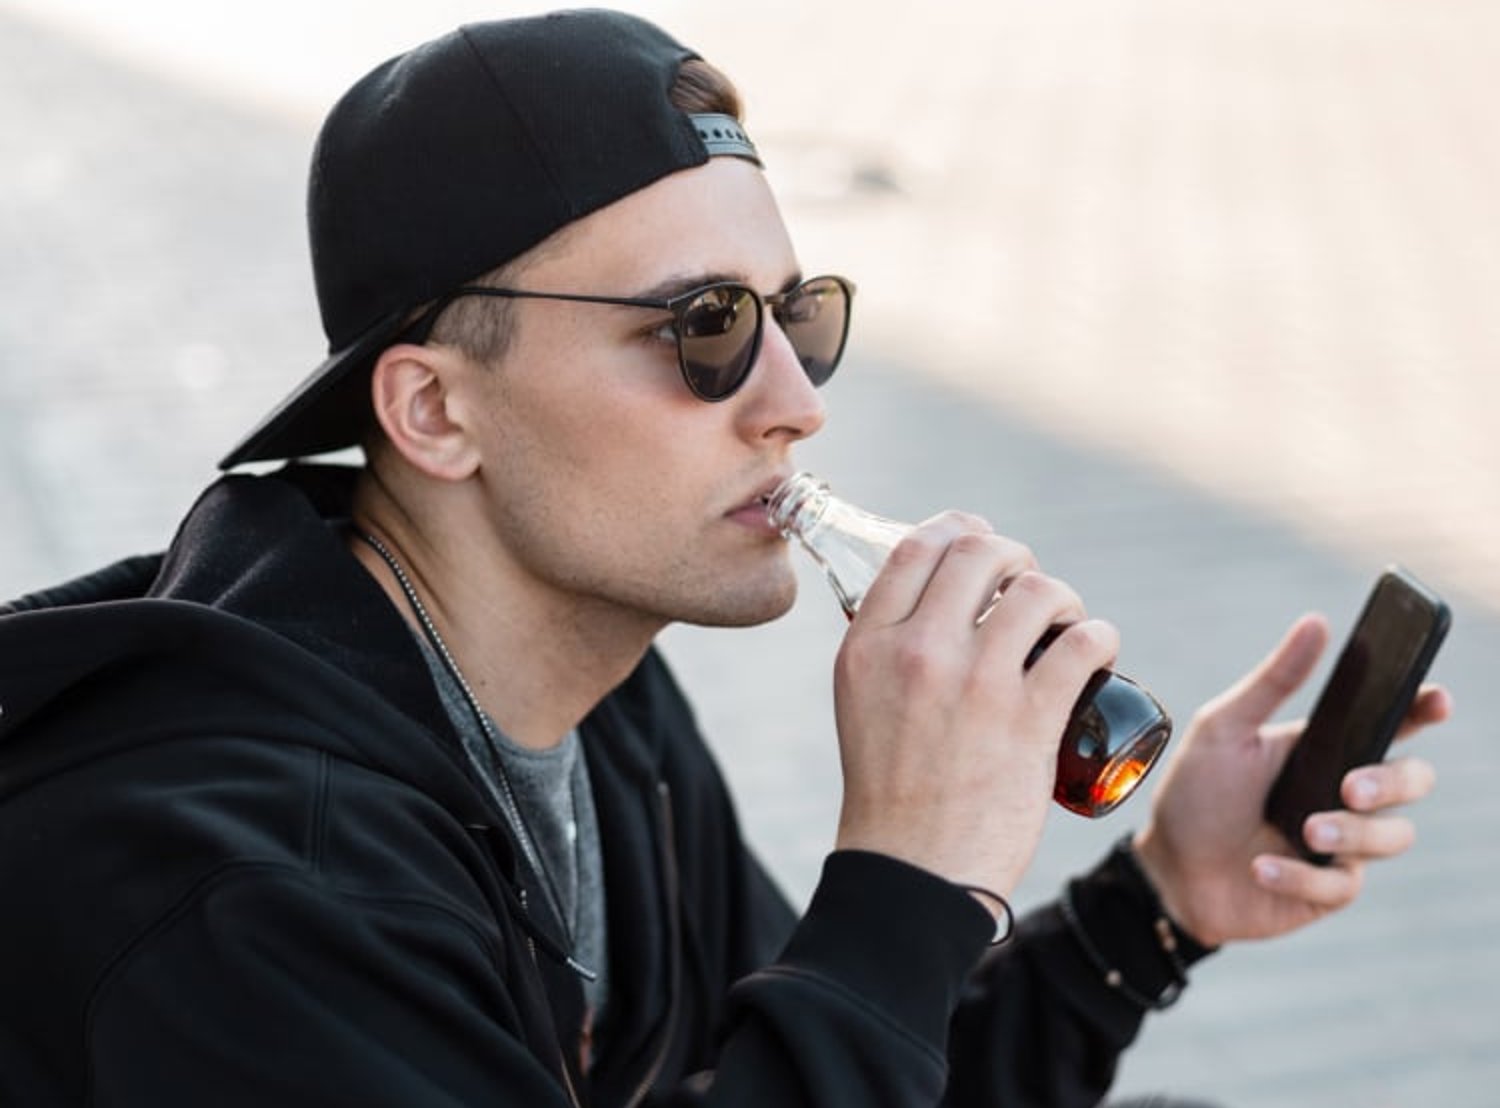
[766,473,912,617]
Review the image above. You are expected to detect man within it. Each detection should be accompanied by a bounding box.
[0,10,1446,1106]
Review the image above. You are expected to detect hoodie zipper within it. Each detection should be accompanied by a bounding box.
[519,887,585,1108]
[624,781,682,1108]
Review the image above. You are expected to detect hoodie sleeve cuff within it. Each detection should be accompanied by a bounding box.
[778,850,995,1049]
[1050,835,1217,1016]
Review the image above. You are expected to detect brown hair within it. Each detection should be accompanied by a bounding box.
[669,56,743,119]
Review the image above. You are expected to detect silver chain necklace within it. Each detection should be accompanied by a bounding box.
[356,529,596,981]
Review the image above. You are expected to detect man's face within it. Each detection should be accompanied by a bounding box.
[457,157,828,631]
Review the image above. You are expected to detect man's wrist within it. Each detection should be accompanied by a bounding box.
[1130,827,1215,947]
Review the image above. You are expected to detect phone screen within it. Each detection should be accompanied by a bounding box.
[1264,568,1450,863]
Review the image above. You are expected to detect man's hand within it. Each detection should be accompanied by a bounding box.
[830,513,1119,901]
[1133,613,1450,948]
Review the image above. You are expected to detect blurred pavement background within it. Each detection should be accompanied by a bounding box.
[3,2,1498,1105]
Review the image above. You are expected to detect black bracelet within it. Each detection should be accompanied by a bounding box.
[1057,837,1201,1012]
[1059,881,1186,1011]
[1112,836,1198,983]
[957,884,1016,946]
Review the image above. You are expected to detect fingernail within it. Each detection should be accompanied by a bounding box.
[1350,775,1379,806]
[1310,820,1341,849]
[1254,858,1281,884]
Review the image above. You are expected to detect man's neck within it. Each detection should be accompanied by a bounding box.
[349,471,659,751]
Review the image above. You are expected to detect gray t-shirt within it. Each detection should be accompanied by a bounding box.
[414,637,609,1018]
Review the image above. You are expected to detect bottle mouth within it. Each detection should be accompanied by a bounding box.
[763,472,827,537]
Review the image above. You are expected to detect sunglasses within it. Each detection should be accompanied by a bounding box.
[403,274,855,401]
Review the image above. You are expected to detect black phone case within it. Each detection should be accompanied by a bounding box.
[1263,567,1450,864]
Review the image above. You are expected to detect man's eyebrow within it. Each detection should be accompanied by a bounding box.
[635,272,739,300]
[635,271,806,301]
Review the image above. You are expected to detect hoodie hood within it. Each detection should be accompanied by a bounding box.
[0,466,487,822]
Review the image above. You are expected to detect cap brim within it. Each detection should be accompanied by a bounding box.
[218,310,408,469]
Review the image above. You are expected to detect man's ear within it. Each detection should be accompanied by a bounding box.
[368,343,483,480]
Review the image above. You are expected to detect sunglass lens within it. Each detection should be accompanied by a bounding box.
[777,277,850,386]
[678,286,761,399]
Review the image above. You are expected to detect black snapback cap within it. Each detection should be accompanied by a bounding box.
[219,8,759,469]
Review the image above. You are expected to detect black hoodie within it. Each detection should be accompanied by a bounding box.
[0,466,1202,1106]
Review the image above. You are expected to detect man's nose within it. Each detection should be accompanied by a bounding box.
[736,316,828,441]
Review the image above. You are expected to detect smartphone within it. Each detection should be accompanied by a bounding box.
[1264,566,1450,864]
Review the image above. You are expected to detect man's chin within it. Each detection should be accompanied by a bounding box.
[688,577,799,630]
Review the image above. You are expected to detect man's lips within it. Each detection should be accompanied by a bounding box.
[726,475,792,533]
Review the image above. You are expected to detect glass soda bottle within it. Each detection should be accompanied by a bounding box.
[766,472,1171,817]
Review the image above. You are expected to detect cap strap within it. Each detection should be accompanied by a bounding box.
[691,113,761,165]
